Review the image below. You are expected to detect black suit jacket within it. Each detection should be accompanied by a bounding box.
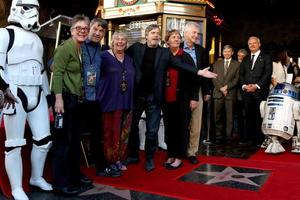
[239,52,272,99]
[180,43,211,96]
[176,51,200,102]
[127,42,198,105]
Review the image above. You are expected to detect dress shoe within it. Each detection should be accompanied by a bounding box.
[96,167,122,177]
[162,162,172,167]
[116,161,127,171]
[145,159,155,172]
[80,174,92,185]
[126,156,140,165]
[110,164,121,172]
[188,156,199,164]
[166,162,183,170]
[53,185,81,196]
[216,139,227,145]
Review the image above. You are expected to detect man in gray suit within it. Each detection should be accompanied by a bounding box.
[212,45,240,144]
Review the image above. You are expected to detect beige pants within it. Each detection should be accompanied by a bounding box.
[188,87,203,157]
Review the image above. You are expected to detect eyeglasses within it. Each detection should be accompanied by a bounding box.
[73,26,89,32]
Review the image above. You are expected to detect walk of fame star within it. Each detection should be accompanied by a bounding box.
[180,164,271,191]
[195,166,267,186]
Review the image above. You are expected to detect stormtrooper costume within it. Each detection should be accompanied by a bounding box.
[0,0,52,199]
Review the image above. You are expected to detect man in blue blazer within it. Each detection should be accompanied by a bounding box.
[181,22,212,164]
[126,24,217,171]
[239,36,272,146]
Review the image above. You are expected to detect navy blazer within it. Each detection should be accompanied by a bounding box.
[180,43,211,96]
[127,42,198,105]
[239,52,272,99]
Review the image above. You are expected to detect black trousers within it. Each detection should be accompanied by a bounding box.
[80,100,107,171]
[162,100,191,159]
[52,100,82,188]
[128,94,161,160]
[243,94,265,145]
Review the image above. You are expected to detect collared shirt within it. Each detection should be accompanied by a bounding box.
[183,42,197,66]
[251,50,261,69]
[81,39,102,101]
[241,50,261,90]
[224,58,232,66]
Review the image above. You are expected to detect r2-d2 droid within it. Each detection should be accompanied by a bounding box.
[260,83,300,154]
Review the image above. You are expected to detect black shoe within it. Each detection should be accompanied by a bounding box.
[238,140,252,145]
[162,162,172,167]
[145,159,155,172]
[126,156,140,165]
[53,185,81,196]
[109,164,121,172]
[79,174,92,185]
[96,167,122,177]
[226,138,233,144]
[188,156,199,164]
[166,162,183,170]
[216,139,227,145]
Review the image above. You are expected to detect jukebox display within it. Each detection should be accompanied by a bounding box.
[99,0,209,47]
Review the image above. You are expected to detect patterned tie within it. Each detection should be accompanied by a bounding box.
[224,60,229,75]
[250,54,255,70]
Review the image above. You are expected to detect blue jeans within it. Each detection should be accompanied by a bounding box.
[128,95,161,160]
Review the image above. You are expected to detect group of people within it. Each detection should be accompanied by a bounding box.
[0,1,216,196]
[50,15,217,196]
[2,1,299,200]
[211,36,300,149]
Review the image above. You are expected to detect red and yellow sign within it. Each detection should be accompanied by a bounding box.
[120,0,139,6]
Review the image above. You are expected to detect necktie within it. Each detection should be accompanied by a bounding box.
[224,60,229,75]
[250,54,255,69]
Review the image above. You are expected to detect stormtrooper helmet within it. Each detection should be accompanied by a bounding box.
[8,0,41,32]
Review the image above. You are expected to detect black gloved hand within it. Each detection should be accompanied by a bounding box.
[3,88,18,109]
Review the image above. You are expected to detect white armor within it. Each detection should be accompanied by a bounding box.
[260,83,300,154]
[0,1,52,199]
[8,0,41,32]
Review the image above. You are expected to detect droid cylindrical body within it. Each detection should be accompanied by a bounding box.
[261,83,299,140]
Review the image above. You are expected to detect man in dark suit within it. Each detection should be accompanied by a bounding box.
[212,45,240,144]
[181,22,211,164]
[239,36,272,146]
[126,24,217,171]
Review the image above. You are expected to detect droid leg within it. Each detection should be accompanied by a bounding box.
[261,135,272,148]
[265,136,285,154]
[291,133,300,153]
[292,104,300,153]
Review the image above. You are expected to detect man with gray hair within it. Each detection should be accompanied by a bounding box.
[126,24,217,172]
[237,49,248,63]
[212,45,240,144]
[239,36,272,146]
[181,22,211,164]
